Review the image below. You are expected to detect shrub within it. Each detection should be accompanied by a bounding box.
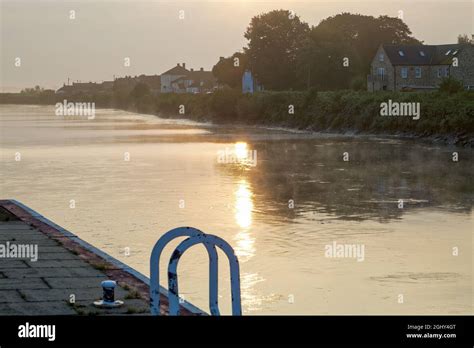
[439,77,464,94]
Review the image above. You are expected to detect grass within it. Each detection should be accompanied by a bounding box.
[124,289,142,300]
[2,88,473,143]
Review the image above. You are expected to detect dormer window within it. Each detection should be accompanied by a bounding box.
[398,50,405,56]
[419,51,425,57]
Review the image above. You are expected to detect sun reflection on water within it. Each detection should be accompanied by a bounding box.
[235,180,253,229]
[234,142,249,161]
[234,180,256,261]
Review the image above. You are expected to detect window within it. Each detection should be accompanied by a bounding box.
[398,50,405,56]
[377,67,385,80]
[401,67,408,79]
[437,68,442,78]
[419,51,425,57]
[415,67,422,78]
[444,67,449,77]
[452,50,458,55]
[379,53,384,62]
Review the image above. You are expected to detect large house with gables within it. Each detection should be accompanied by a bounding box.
[160,63,217,93]
[367,43,474,91]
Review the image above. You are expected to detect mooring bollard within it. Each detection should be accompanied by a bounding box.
[102,280,116,304]
[93,280,124,308]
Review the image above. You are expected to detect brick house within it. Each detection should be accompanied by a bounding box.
[367,43,474,91]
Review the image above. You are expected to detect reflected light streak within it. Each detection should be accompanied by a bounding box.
[234,180,256,263]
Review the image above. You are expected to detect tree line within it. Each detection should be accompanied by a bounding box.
[212,11,422,91]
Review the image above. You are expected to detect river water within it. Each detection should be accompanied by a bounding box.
[0,104,472,314]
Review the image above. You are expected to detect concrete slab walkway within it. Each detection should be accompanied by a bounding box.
[0,200,198,316]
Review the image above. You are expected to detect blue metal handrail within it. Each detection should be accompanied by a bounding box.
[168,234,242,316]
[150,227,219,315]
[150,227,242,316]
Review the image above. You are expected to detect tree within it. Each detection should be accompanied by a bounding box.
[244,10,309,90]
[130,83,150,99]
[457,34,472,44]
[301,13,421,90]
[212,52,248,88]
[21,85,44,95]
[297,26,359,90]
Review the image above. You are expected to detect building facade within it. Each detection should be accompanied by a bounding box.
[160,63,217,94]
[367,43,474,91]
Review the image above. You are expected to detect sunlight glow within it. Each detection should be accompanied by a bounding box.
[234,142,249,161]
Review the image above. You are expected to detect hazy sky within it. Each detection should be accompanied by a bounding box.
[1,0,473,91]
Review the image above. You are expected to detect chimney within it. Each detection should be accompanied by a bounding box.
[182,63,186,69]
[219,56,224,61]
[190,68,194,72]
[200,67,204,71]
[177,63,180,67]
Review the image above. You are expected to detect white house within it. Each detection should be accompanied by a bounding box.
[161,63,217,93]
[160,63,189,93]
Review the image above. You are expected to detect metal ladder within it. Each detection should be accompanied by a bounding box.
[150,227,242,316]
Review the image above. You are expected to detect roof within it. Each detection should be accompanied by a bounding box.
[382,44,468,65]
[187,70,215,83]
[161,65,189,76]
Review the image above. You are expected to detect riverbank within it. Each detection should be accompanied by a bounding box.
[149,90,474,146]
[2,89,473,146]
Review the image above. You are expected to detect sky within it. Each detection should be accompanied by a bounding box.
[1,0,473,92]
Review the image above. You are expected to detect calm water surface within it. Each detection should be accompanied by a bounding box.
[0,104,472,314]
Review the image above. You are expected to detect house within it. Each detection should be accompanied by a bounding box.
[242,70,263,94]
[367,43,474,91]
[160,63,189,93]
[161,63,217,93]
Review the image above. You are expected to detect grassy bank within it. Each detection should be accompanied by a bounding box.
[135,89,474,145]
[2,89,473,145]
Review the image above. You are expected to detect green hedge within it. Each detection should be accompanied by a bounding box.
[2,89,473,137]
[149,89,474,136]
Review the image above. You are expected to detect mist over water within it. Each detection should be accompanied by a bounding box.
[0,105,472,314]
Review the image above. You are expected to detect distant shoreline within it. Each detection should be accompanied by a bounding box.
[1,90,473,147]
